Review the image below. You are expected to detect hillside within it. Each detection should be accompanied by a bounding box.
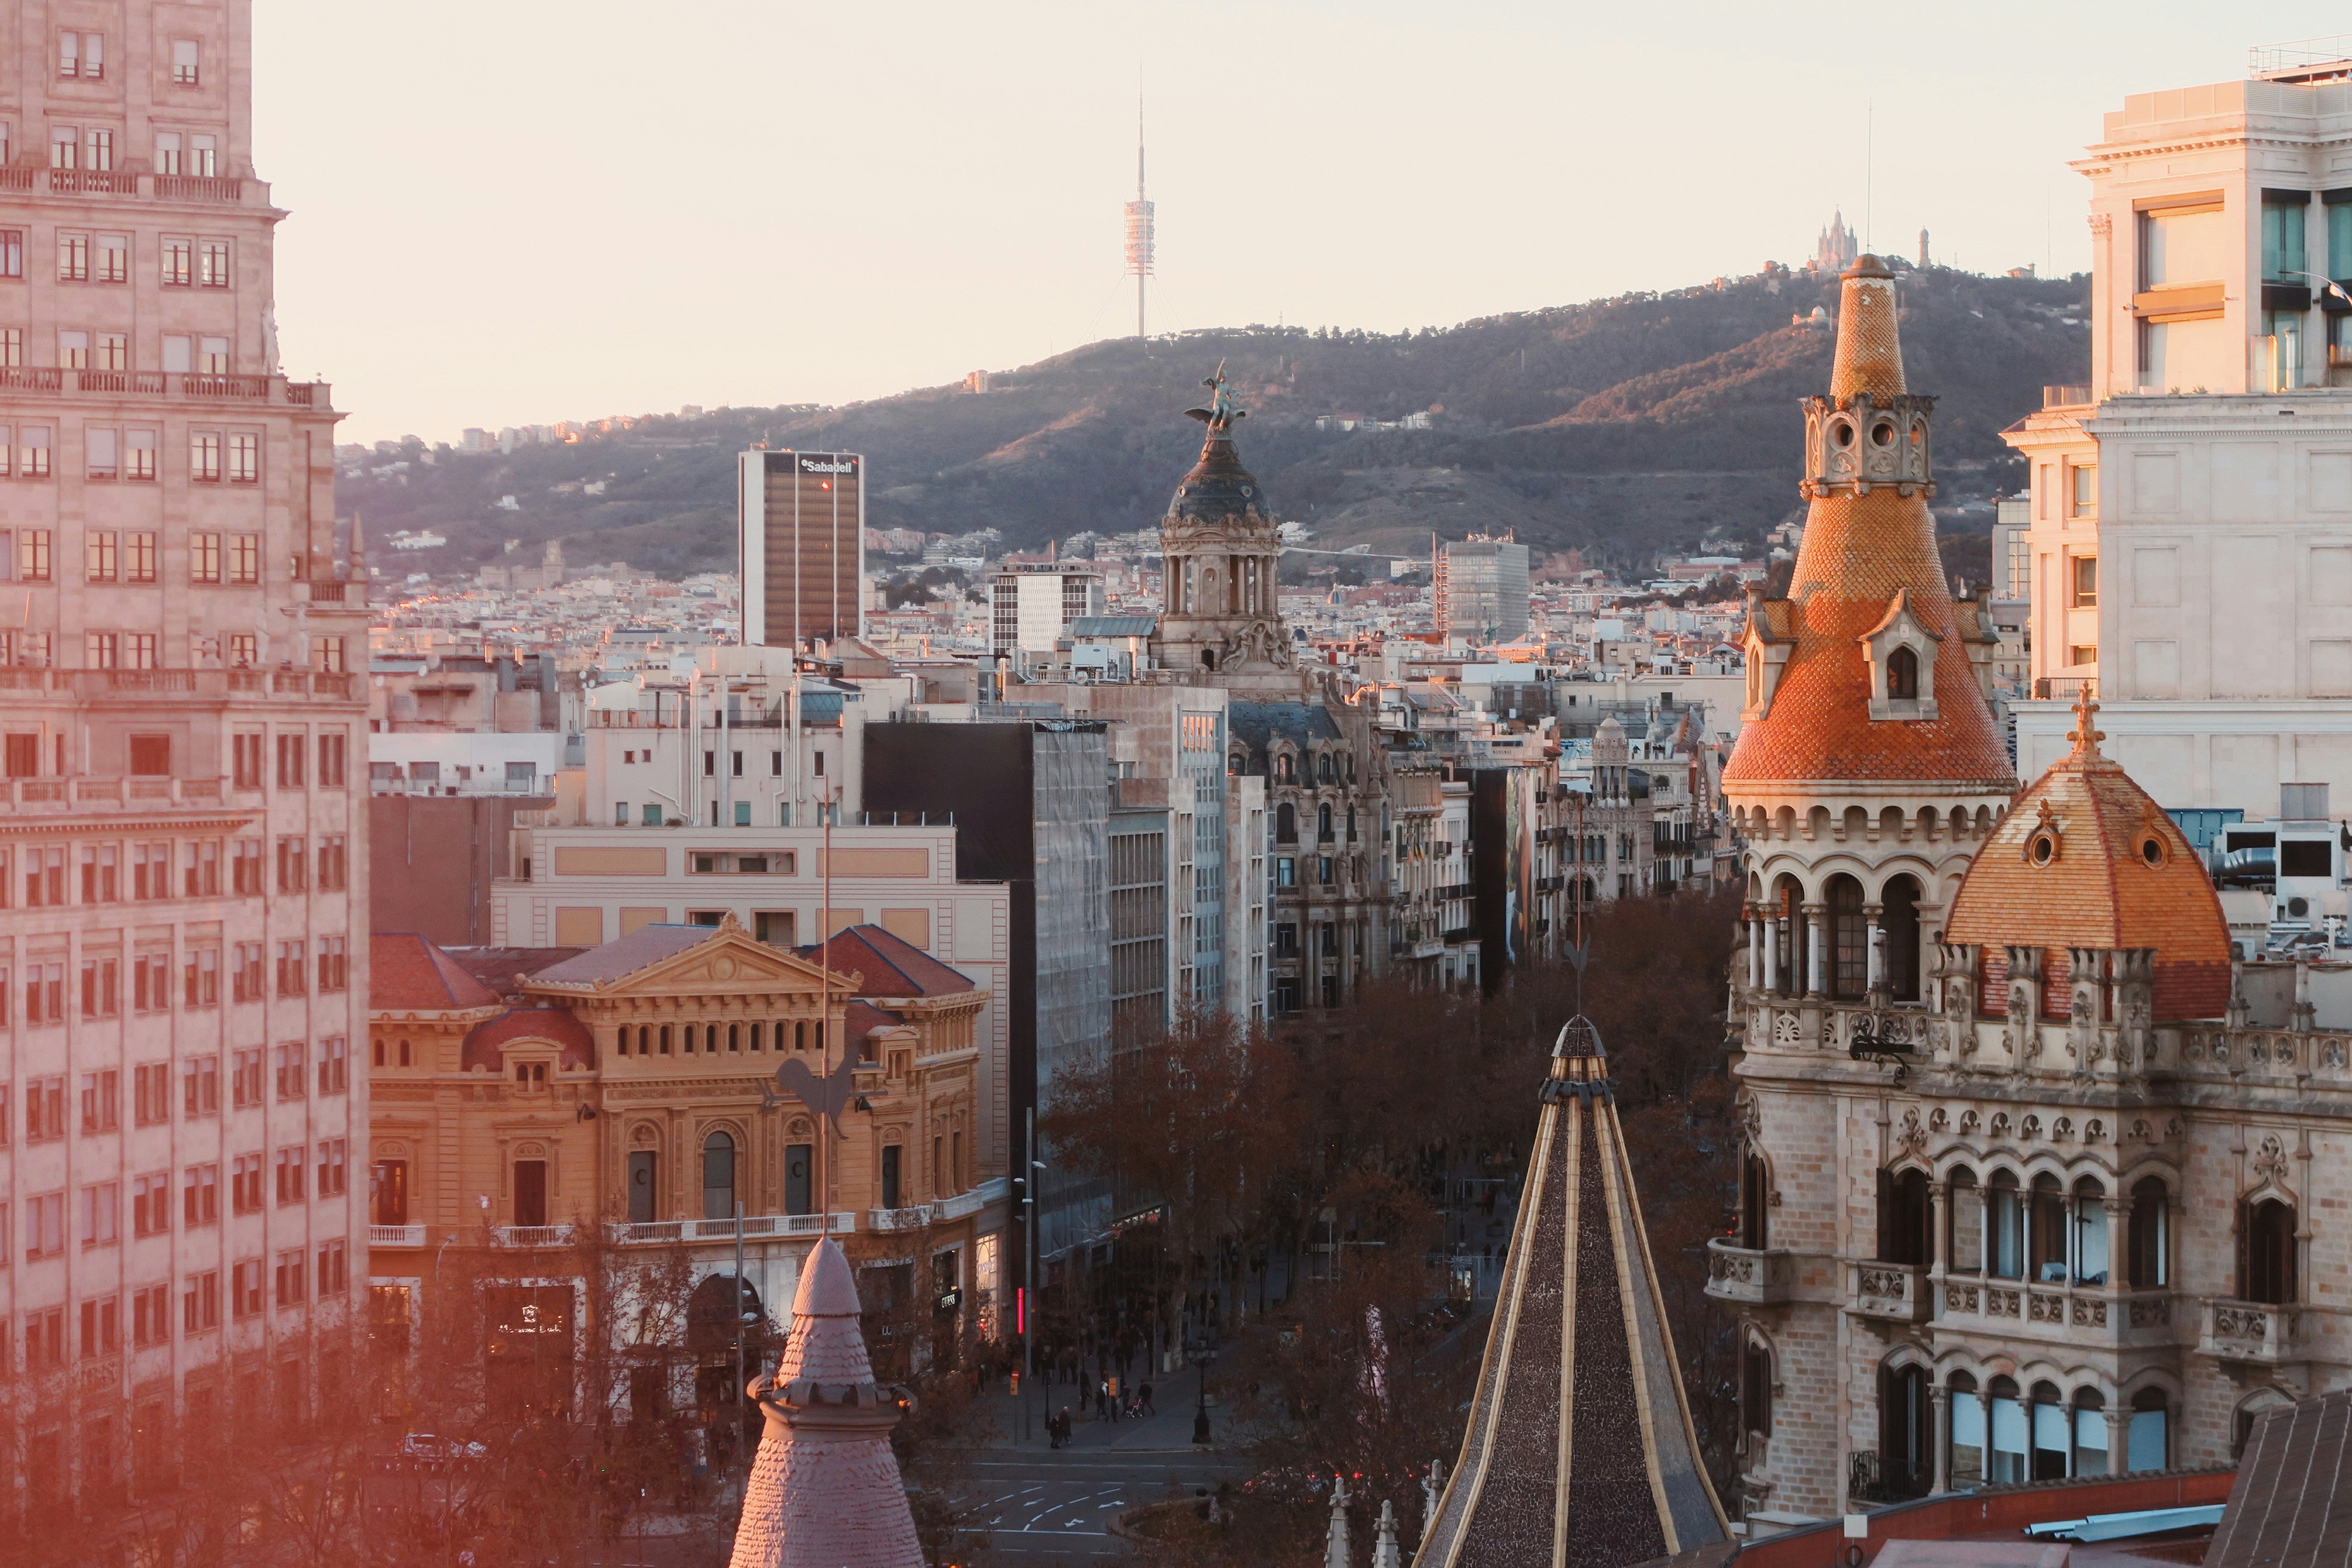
[345,263,2089,580]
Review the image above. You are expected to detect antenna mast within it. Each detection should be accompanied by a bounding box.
[1124,97,1154,340]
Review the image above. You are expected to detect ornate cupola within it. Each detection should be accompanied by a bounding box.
[1150,361,1297,685]
[1722,256,2017,1008]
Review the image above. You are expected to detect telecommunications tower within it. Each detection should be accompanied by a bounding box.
[1123,99,1154,339]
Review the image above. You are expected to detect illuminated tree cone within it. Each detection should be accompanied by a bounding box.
[1414,1020,1730,1568]
[728,1237,924,1568]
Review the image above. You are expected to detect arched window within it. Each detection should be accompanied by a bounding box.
[1773,876,1807,997]
[1201,649,1216,671]
[1740,1335,1773,1449]
[1828,874,1867,998]
[2073,1387,2109,1476]
[1317,804,1334,841]
[1880,1362,1932,1498]
[1987,1375,2026,1483]
[2127,1176,2168,1287]
[1947,1165,1981,1272]
[1317,753,1334,783]
[1276,803,1297,844]
[1887,644,1919,699]
[1988,1171,2024,1278]
[1948,1372,1983,1487]
[2071,1176,2110,1283]
[2128,1387,2169,1473]
[1344,806,1357,842]
[2030,1173,2067,1280]
[1277,753,1293,783]
[1881,874,1923,1001]
[398,1038,412,1067]
[628,1149,658,1224]
[1740,1150,1770,1250]
[2030,1381,2067,1480]
[702,1130,736,1221]
[1876,1167,1929,1265]
[2242,1197,2297,1304]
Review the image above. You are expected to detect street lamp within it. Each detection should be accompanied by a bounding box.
[1192,1342,1219,1445]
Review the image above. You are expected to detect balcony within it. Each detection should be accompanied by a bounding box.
[1850,1261,1932,1323]
[936,1178,1006,1221]
[9,774,238,812]
[1933,1278,2179,1350]
[490,1224,575,1247]
[0,364,330,409]
[1705,1240,1796,1306]
[869,1205,934,1232]
[0,668,357,702]
[370,1224,426,1248]
[604,1212,858,1246]
[2200,1299,2306,1365]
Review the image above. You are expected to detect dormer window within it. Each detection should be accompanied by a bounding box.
[1862,589,1941,722]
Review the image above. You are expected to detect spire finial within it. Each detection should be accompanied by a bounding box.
[2066,681,2104,763]
[1324,1475,1353,1568]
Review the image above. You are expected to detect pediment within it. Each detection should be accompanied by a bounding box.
[535,926,852,999]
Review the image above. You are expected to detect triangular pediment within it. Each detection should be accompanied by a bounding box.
[530,924,853,999]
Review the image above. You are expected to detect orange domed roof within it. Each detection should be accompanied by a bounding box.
[1945,692,2231,1020]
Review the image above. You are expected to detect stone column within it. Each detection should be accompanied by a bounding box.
[1865,905,1885,990]
[1804,903,1828,998]
[1764,912,1781,998]
[1746,908,1764,990]
[2103,1408,2128,1475]
[1930,1384,1951,1494]
[1928,1181,1950,1284]
[2103,1197,2128,1290]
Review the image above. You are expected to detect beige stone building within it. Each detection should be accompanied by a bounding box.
[0,0,364,1498]
[367,919,999,1413]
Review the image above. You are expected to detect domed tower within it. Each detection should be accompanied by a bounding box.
[1150,362,1295,684]
[1726,254,2015,1011]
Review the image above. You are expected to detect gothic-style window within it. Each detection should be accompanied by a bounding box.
[2030,1381,2067,1481]
[2127,1176,2168,1287]
[1876,1167,1929,1265]
[702,1131,736,1221]
[1317,805,1333,841]
[2071,1176,2110,1283]
[1741,1337,1773,1445]
[1880,1363,1932,1499]
[1988,1171,2024,1279]
[2030,1173,2067,1280]
[2241,1197,2297,1304]
[2074,1388,2109,1476]
[1887,644,1919,698]
[1948,1372,1983,1488]
[1986,1375,2026,1484]
[1740,1152,1769,1250]
[2127,1388,2168,1473]
[1828,874,1867,998]
[1882,874,1922,1001]
[1948,1166,1981,1272]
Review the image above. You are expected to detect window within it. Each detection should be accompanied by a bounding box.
[318,732,347,786]
[702,1131,737,1220]
[1988,1171,2024,1279]
[183,946,219,1008]
[199,240,229,288]
[182,1056,217,1118]
[126,429,155,481]
[317,936,348,992]
[134,951,171,1010]
[2262,193,2309,284]
[80,1296,119,1359]
[1276,856,1295,888]
[232,942,263,1001]
[81,1182,118,1246]
[228,533,259,583]
[275,1249,306,1308]
[275,940,305,996]
[85,129,112,172]
[227,632,255,665]
[25,963,64,1024]
[162,237,190,287]
[133,1173,170,1237]
[231,839,262,893]
[191,134,216,175]
[232,1261,262,1318]
[181,1167,222,1236]
[97,331,125,370]
[20,427,47,478]
[2069,644,2098,668]
[275,1042,306,1102]
[318,1240,348,1297]
[276,836,306,893]
[199,336,227,374]
[276,733,305,787]
[60,33,103,79]
[124,530,154,582]
[25,1192,63,1258]
[317,1139,347,1196]
[87,631,119,669]
[57,233,87,282]
[2242,1197,2298,1304]
[230,1048,263,1109]
[318,834,347,890]
[77,1068,118,1132]
[49,126,77,170]
[163,334,188,372]
[274,1147,305,1206]
[0,232,18,281]
[191,532,220,582]
[227,431,257,483]
[190,430,220,481]
[86,528,116,582]
[318,1036,348,1096]
[80,958,119,1019]
[96,234,125,284]
[1828,875,1866,999]
[172,40,199,86]
[1886,645,1919,699]
[132,1285,171,1349]
[16,530,48,578]
[58,329,88,369]
[183,1271,219,1333]
[156,134,182,177]
[134,1063,170,1124]
[2071,555,2097,607]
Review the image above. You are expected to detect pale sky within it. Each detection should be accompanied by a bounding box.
[254,2,2347,445]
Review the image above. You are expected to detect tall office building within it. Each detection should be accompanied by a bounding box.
[1435,533,1531,643]
[738,449,864,650]
[0,0,366,1485]
[989,564,1104,658]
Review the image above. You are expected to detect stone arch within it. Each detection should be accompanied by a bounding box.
[2232,1386,2296,1459]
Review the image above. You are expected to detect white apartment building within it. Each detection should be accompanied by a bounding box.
[989,565,1105,661]
[0,0,366,1486]
[2005,52,2352,807]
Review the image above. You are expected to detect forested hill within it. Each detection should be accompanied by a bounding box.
[346,263,2089,580]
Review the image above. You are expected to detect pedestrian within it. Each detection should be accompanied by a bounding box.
[1140,1381,1155,1416]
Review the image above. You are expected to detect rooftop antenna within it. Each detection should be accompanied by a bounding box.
[1124,95,1155,341]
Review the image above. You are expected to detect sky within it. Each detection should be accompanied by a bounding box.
[254,2,2351,446]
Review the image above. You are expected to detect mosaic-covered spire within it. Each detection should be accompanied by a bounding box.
[1413,1020,1729,1568]
[728,1238,924,1568]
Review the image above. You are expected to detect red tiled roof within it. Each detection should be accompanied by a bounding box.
[796,925,975,999]
[842,1000,901,1061]
[446,946,588,1002]
[371,933,502,1012]
[1946,697,2231,1020]
[1722,257,2015,790]
[462,1006,597,1071]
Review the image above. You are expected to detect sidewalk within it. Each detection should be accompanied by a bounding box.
[977,1360,1231,1452]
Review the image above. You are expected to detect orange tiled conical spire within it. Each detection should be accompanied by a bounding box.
[1723,256,2013,787]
